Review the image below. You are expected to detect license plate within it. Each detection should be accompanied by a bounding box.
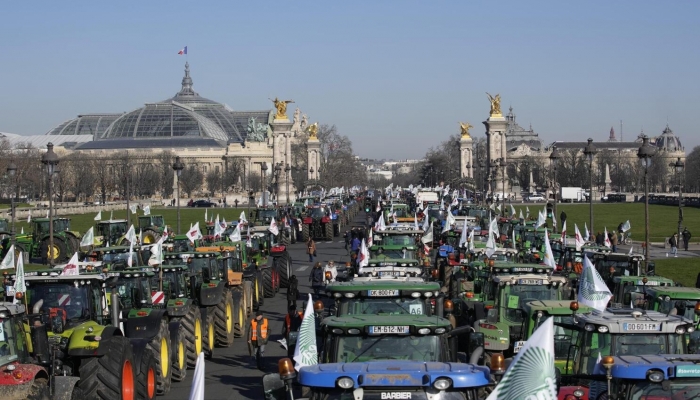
[513,340,526,353]
[636,280,660,286]
[381,262,397,266]
[369,325,409,334]
[518,279,543,285]
[367,289,399,297]
[379,271,401,277]
[623,322,660,331]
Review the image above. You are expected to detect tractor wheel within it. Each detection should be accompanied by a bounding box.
[324,222,333,241]
[301,224,310,242]
[40,236,68,263]
[262,268,274,298]
[233,292,246,338]
[243,281,253,315]
[142,229,161,245]
[214,290,235,347]
[179,306,203,369]
[26,378,50,400]
[171,325,187,382]
[77,336,135,400]
[136,347,157,400]
[204,310,216,360]
[281,232,290,246]
[290,228,297,244]
[66,234,81,255]
[276,253,291,288]
[14,243,26,262]
[256,271,265,307]
[147,320,172,395]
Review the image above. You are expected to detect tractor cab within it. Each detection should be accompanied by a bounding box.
[323,280,441,317]
[251,208,278,226]
[95,219,128,247]
[610,275,675,308]
[0,303,31,366]
[592,252,644,284]
[112,268,156,310]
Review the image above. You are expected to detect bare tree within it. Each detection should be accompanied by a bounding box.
[179,165,203,197]
[684,146,700,193]
[206,169,223,196]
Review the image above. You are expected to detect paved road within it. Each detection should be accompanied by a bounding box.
[166,214,364,400]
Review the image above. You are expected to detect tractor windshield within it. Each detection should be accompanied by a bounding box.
[115,276,152,308]
[256,210,277,220]
[310,208,327,218]
[381,235,414,246]
[0,317,24,366]
[103,252,138,266]
[161,270,187,299]
[628,380,700,399]
[335,334,441,363]
[28,283,94,323]
[0,220,9,232]
[151,216,164,227]
[340,298,427,316]
[393,207,409,218]
[657,299,698,322]
[34,221,50,236]
[172,238,193,253]
[504,285,560,323]
[55,219,71,232]
[535,315,579,361]
[371,249,411,259]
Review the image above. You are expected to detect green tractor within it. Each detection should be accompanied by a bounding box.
[228,240,265,312]
[244,227,282,297]
[19,268,152,400]
[138,215,168,245]
[15,218,81,264]
[95,219,128,247]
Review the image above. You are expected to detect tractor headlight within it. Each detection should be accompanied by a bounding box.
[433,378,452,390]
[337,377,354,389]
[647,370,664,382]
[676,327,686,334]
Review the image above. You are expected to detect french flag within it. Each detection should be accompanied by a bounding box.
[178,46,187,55]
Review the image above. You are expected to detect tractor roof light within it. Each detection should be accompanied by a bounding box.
[490,353,505,374]
[313,300,325,311]
[570,301,579,312]
[411,292,421,298]
[433,378,452,390]
[344,293,355,298]
[337,377,354,389]
[676,327,686,334]
[444,299,454,313]
[602,355,614,369]
[278,358,297,381]
[647,369,664,383]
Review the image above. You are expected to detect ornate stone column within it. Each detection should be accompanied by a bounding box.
[483,93,509,194]
[306,122,321,181]
[459,122,474,179]
[270,116,294,204]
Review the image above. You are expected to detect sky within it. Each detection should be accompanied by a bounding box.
[1,1,699,159]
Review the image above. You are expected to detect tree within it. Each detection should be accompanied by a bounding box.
[206,169,223,196]
[179,165,204,197]
[684,146,700,193]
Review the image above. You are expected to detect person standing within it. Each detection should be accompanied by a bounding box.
[682,228,692,251]
[324,260,338,283]
[596,231,604,246]
[610,231,618,253]
[282,305,303,358]
[310,262,324,297]
[351,235,361,256]
[247,311,269,370]
[307,238,316,263]
[286,275,299,309]
[669,233,679,257]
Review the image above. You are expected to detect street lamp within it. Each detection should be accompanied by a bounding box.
[479,160,485,206]
[285,164,291,205]
[670,158,685,240]
[6,162,17,247]
[549,146,561,232]
[261,162,268,206]
[583,139,597,239]
[499,158,506,211]
[637,135,656,272]
[309,167,314,182]
[172,156,185,234]
[248,190,254,215]
[41,143,59,266]
[275,163,282,204]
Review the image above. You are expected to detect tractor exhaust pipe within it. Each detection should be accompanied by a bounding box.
[111,290,120,330]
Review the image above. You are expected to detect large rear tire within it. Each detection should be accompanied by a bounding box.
[243,281,253,315]
[301,225,310,242]
[262,267,274,298]
[256,271,265,307]
[277,253,291,289]
[147,320,172,395]
[233,291,246,338]
[40,236,68,263]
[204,310,216,360]
[170,325,187,382]
[142,228,161,245]
[26,378,50,400]
[214,290,235,347]
[77,336,135,400]
[324,223,333,241]
[178,306,203,369]
[136,347,157,400]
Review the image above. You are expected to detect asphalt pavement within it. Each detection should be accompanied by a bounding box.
[166,214,363,400]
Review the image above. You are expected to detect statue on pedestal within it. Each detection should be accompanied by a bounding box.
[486,92,502,117]
[246,117,267,142]
[459,122,473,139]
[306,122,319,139]
[270,97,294,119]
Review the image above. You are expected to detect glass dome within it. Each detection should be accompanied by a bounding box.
[654,125,683,152]
[46,114,123,137]
[99,62,269,143]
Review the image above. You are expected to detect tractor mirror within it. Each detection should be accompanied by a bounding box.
[262,373,286,400]
[51,315,64,334]
[202,268,211,283]
[623,293,631,306]
[131,287,143,307]
[466,331,485,356]
[486,308,498,324]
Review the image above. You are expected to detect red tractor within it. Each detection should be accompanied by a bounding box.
[300,206,334,242]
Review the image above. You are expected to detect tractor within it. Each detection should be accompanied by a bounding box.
[15,218,81,264]
[244,227,281,297]
[95,219,128,247]
[138,215,169,244]
[299,205,334,242]
[228,240,265,312]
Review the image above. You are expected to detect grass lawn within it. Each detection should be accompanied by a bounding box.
[653,258,700,288]
[11,207,250,236]
[0,203,33,209]
[509,203,700,243]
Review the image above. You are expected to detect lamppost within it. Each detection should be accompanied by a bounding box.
[583,139,597,239]
[172,156,184,234]
[221,155,228,198]
[549,146,561,232]
[124,155,131,225]
[6,161,17,247]
[309,167,314,183]
[637,136,656,272]
[248,190,254,216]
[671,158,685,240]
[479,160,485,206]
[261,162,268,207]
[285,164,291,205]
[274,163,282,204]
[499,158,506,209]
[41,143,59,266]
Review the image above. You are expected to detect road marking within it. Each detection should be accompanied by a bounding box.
[297,266,309,272]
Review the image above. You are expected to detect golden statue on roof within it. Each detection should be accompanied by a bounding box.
[270,97,295,120]
[459,122,473,139]
[306,122,319,140]
[486,92,502,117]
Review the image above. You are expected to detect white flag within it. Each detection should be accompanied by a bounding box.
[213,216,222,238]
[421,222,434,246]
[486,217,497,257]
[46,210,49,218]
[413,212,419,231]
[578,255,613,313]
[129,204,137,214]
[268,217,279,236]
[543,229,557,269]
[0,245,15,269]
[561,220,567,240]
[604,227,611,248]
[80,227,94,248]
[204,208,208,222]
[458,217,469,248]
[468,229,475,252]
[27,213,31,223]
[629,246,633,255]
[358,239,370,272]
[239,211,247,224]
[422,209,430,231]
[186,222,203,244]
[139,229,143,244]
[621,220,631,232]
[294,294,318,371]
[584,222,590,242]
[144,205,151,215]
[486,318,557,400]
[526,206,530,218]
[519,209,524,220]
[14,252,26,296]
[510,204,516,217]
[127,241,134,268]
[551,211,557,228]
[148,236,166,266]
[229,223,242,242]
[188,352,205,400]
[20,227,24,235]
[574,224,585,252]
[535,210,546,229]
[125,224,137,244]
[375,214,386,231]
[63,252,80,276]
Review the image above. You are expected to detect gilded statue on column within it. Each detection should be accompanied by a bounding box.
[459,122,473,139]
[270,97,295,119]
[486,92,502,117]
[306,122,319,139]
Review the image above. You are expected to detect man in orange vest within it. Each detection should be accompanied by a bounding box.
[247,311,269,370]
